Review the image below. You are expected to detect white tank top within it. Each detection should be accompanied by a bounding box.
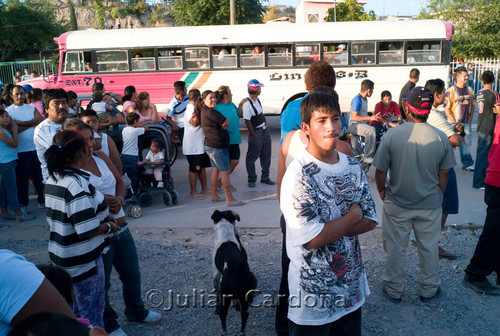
[101,133,110,157]
[84,156,125,219]
[285,131,307,168]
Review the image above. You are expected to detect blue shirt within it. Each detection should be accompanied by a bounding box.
[0,128,17,164]
[280,95,307,144]
[350,94,368,125]
[215,102,241,145]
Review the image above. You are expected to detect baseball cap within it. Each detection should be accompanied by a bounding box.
[247,79,264,89]
[405,86,434,115]
[22,84,33,94]
[338,44,346,49]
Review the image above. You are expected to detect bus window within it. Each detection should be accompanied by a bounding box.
[240,45,264,68]
[268,45,292,67]
[352,42,375,64]
[379,42,403,64]
[158,48,183,70]
[64,51,84,73]
[131,50,155,71]
[212,46,237,69]
[295,44,320,66]
[407,41,441,63]
[96,50,129,72]
[186,47,210,69]
[323,43,348,65]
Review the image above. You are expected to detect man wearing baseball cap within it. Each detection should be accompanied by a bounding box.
[373,86,456,303]
[240,79,274,187]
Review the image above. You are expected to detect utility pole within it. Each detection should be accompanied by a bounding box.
[230,0,236,25]
[334,0,337,22]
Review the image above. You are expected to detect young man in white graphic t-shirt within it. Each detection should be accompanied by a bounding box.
[280,91,377,335]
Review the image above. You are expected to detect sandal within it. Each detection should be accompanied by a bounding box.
[189,194,205,200]
[226,199,245,207]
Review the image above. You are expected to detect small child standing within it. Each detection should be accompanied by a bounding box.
[122,113,148,196]
[139,138,165,188]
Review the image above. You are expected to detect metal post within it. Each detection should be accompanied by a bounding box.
[334,0,337,22]
[230,0,236,25]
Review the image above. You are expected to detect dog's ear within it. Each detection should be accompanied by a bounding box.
[231,211,240,222]
[211,210,222,223]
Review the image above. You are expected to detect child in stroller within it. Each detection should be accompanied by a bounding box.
[138,138,165,188]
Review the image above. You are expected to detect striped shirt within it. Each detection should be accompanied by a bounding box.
[45,168,109,282]
[34,118,63,182]
[428,106,455,138]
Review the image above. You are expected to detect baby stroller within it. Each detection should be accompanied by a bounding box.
[137,122,179,207]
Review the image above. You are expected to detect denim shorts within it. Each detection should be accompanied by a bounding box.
[205,146,230,172]
[442,167,458,215]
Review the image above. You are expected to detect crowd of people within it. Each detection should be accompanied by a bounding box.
[0,59,499,336]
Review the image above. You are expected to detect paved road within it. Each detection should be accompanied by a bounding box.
[16,115,487,230]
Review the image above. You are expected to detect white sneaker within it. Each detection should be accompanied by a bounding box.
[157,182,164,188]
[142,310,161,323]
[109,328,128,336]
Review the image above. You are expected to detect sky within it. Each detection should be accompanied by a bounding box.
[268,0,430,17]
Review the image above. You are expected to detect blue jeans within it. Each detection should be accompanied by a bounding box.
[122,155,140,195]
[459,122,474,168]
[73,256,105,328]
[102,226,147,332]
[16,150,44,206]
[473,132,493,188]
[0,160,21,211]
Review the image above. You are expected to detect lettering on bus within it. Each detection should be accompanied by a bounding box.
[336,70,368,79]
[64,77,103,87]
[269,72,302,81]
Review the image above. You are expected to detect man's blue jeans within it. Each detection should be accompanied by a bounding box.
[473,132,493,188]
[459,122,474,168]
[102,226,148,332]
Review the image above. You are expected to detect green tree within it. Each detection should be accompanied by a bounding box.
[68,0,78,31]
[0,0,66,61]
[170,0,265,26]
[93,0,106,29]
[325,0,375,22]
[418,0,500,58]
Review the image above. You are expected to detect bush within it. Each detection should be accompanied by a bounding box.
[110,6,131,19]
[131,1,149,16]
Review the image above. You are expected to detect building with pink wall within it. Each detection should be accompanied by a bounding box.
[295,0,369,23]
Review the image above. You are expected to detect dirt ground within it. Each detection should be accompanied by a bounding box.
[1,220,499,336]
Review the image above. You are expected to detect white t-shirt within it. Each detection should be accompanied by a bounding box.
[34,119,63,182]
[121,126,145,156]
[242,97,265,129]
[182,104,205,155]
[145,150,164,163]
[0,250,45,336]
[6,104,36,153]
[93,102,107,114]
[166,95,189,128]
[280,150,377,326]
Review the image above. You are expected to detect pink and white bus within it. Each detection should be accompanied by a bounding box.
[24,20,452,114]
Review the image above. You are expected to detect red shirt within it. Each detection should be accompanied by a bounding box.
[370,101,400,126]
[485,115,500,187]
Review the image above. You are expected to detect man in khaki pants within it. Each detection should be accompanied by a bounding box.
[373,87,456,303]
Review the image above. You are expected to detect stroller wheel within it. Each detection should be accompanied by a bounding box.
[163,192,172,206]
[170,190,179,205]
[138,192,153,207]
[127,205,142,218]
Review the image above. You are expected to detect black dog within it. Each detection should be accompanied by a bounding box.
[212,210,257,335]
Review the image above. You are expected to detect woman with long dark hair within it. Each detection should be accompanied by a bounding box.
[135,92,159,126]
[44,129,120,328]
[122,85,137,114]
